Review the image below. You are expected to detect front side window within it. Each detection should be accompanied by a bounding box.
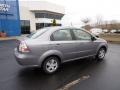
[52,29,72,41]
[73,29,92,40]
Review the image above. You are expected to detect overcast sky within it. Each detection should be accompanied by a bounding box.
[21,0,120,26]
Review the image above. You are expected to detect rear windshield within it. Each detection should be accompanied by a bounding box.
[27,28,48,39]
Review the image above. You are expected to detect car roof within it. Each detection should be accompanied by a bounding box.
[29,26,94,40]
[36,26,91,36]
[38,26,85,31]
[49,26,82,29]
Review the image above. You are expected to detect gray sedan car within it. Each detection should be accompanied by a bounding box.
[14,27,108,74]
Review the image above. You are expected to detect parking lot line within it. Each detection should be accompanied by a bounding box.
[57,75,90,90]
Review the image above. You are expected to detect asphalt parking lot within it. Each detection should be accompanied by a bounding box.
[0,40,120,90]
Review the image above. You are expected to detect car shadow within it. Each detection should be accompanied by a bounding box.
[16,58,106,90]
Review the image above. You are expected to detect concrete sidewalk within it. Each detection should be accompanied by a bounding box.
[0,37,18,41]
[0,35,28,41]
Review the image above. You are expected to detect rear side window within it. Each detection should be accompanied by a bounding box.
[27,28,48,39]
[52,29,72,41]
[73,29,92,40]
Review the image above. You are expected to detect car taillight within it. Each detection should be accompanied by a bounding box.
[19,41,30,53]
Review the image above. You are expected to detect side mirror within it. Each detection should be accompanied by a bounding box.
[95,35,99,38]
[91,36,96,41]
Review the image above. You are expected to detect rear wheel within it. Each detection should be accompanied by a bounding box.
[42,56,60,74]
[96,48,106,60]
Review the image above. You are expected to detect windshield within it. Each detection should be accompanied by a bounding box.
[27,28,48,39]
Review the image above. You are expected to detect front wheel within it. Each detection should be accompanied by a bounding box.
[42,56,59,74]
[96,48,106,60]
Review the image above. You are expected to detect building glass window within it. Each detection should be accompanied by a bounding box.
[36,23,61,30]
[35,12,63,20]
[35,13,45,18]
[21,20,30,34]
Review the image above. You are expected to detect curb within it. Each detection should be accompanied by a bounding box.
[0,38,17,41]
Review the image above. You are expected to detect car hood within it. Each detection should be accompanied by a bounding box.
[97,38,107,43]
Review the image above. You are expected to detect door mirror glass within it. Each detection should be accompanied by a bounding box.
[95,35,99,38]
[91,36,96,41]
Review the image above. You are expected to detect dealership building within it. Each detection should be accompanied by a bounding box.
[19,1,65,34]
[0,0,65,36]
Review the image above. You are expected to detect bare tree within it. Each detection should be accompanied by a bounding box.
[110,20,119,30]
[52,19,57,26]
[81,18,92,30]
[81,18,90,25]
[104,21,108,29]
[95,15,103,28]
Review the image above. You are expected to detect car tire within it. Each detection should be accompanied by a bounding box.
[42,56,60,74]
[96,48,106,61]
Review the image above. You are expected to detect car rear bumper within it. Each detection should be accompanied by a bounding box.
[14,48,39,66]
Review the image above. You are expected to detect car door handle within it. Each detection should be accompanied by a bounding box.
[56,43,60,45]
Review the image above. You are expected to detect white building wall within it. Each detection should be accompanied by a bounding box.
[19,1,65,32]
[19,6,36,32]
[19,1,65,14]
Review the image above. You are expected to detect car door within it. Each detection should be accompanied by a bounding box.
[72,29,96,58]
[50,29,77,61]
